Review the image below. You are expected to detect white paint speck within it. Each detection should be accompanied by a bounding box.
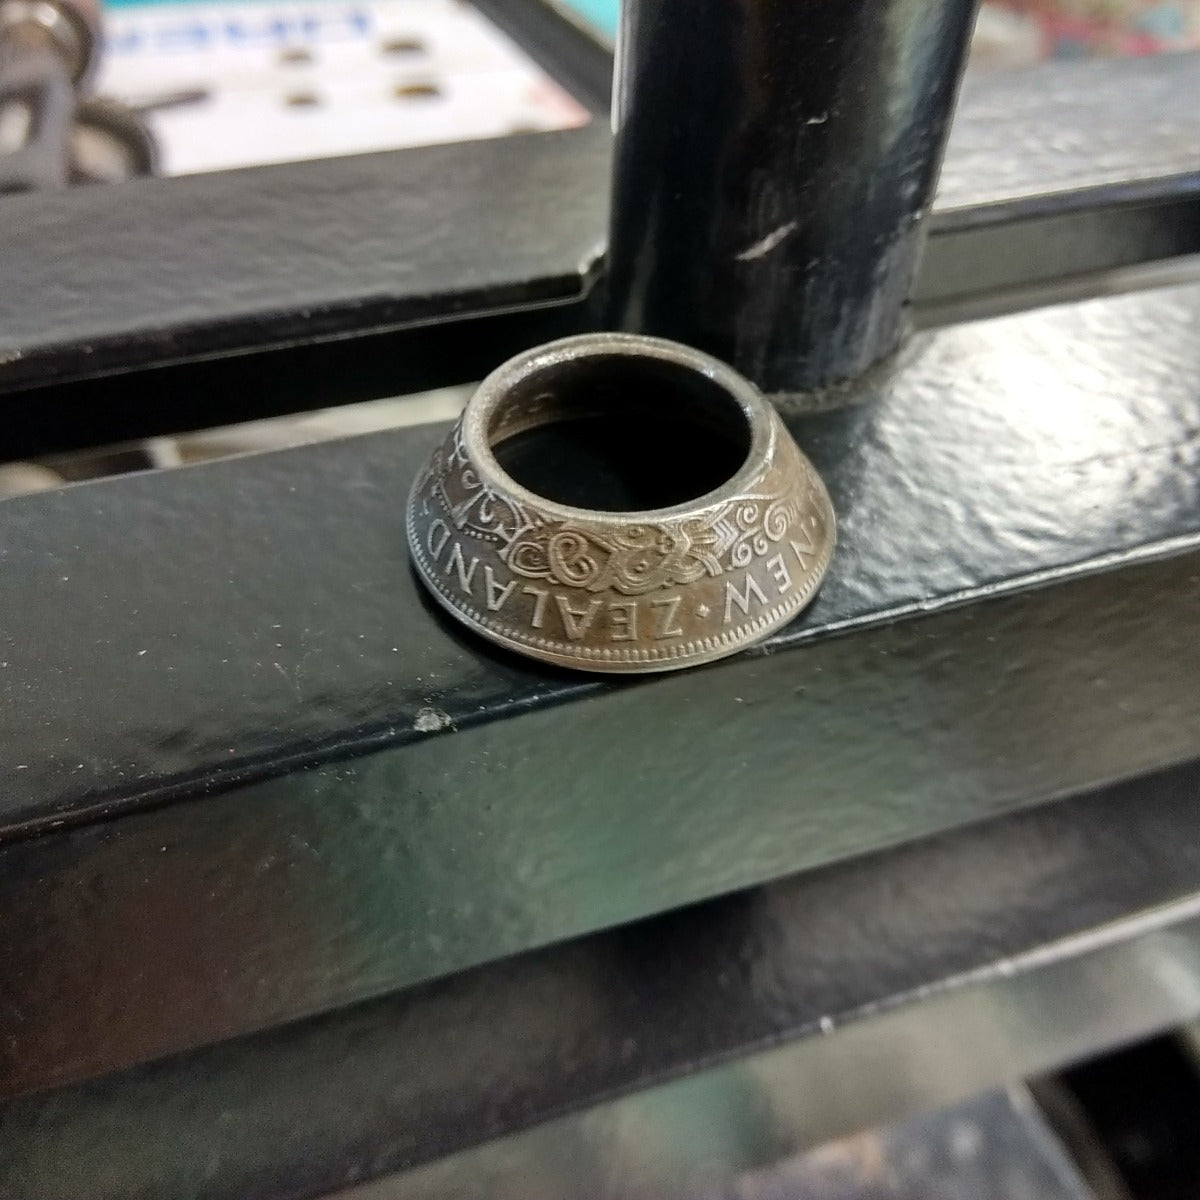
[819,1015,835,1035]
[735,220,799,262]
[413,706,452,734]
[805,113,829,125]
[138,650,147,656]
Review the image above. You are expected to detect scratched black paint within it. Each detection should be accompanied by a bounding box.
[606,0,979,392]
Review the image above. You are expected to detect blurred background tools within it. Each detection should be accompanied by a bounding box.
[0,0,154,192]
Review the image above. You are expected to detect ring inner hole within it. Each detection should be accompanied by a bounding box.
[488,355,752,512]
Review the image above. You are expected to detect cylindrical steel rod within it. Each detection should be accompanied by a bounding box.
[605,0,979,395]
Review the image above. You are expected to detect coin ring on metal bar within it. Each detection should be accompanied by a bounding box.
[406,333,836,673]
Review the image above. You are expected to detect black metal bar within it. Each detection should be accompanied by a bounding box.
[3,281,1200,1099]
[10,277,1200,842]
[7,176,1200,464]
[3,56,1200,458]
[0,124,610,400]
[3,302,590,460]
[6,758,1200,1198]
[916,178,1200,326]
[604,0,979,394]
[470,0,613,115]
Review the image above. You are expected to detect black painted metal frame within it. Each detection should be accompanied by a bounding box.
[2,48,1200,458]
[5,4,1200,1196]
[605,0,980,391]
[9,759,1200,1198]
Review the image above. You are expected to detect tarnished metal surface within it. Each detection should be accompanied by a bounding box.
[407,335,834,671]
